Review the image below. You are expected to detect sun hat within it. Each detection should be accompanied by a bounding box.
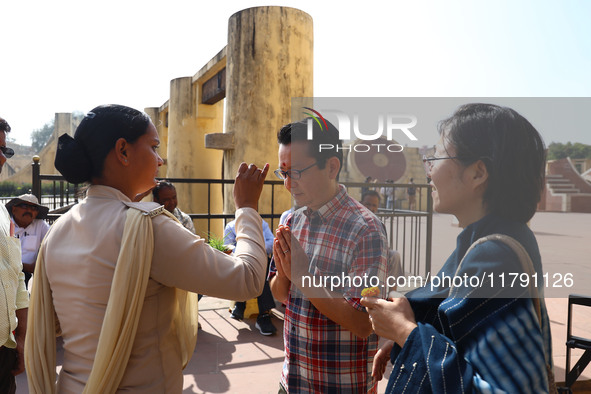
[5,194,49,219]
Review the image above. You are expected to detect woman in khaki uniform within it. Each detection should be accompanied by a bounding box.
[26,104,270,393]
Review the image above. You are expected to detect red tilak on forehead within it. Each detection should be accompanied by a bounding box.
[281,162,287,167]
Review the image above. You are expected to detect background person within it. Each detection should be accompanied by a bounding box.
[360,190,402,295]
[0,116,27,394]
[362,103,554,393]
[360,190,380,215]
[225,218,277,335]
[152,181,195,233]
[380,179,394,210]
[6,194,50,288]
[361,176,373,195]
[26,104,270,393]
[407,177,416,210]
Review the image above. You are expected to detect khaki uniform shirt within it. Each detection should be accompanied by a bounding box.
[42,185,266,393]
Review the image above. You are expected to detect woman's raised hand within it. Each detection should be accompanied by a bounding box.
[233,163,269,210]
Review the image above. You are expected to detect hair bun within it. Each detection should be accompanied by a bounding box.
[54,134,92,184]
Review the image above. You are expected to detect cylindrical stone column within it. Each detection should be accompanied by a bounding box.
[167,77,223,236]
[223,6,313,219]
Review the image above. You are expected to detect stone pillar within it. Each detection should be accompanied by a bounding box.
[42,113,72,174]
[223,6,313,217]
[166,77,224,236]
[54,113,72,137]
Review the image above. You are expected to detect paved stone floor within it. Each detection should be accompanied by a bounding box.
[16,211,591,393]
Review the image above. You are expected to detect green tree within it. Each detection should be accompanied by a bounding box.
[31,120,54,153]
[547,142,591,160]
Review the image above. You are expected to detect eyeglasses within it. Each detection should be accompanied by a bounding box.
[14,203,39,211]
[274,162,318,181]
[1,146,14,158]
[422,155,462,172]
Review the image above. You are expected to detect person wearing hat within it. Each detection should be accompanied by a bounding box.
[6,194,50,288]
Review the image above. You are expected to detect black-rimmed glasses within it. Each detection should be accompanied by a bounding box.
[274,162,318,181]
[1,146,14,158]
[422,155,461,172]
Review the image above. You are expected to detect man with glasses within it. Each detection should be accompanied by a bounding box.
[0,116,27,394]
[269,118,388,393]
[6,194,50,288]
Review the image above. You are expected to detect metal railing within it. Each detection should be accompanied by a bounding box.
[143,177,286,234]
[31,159,433,277]
[345,181,433,278]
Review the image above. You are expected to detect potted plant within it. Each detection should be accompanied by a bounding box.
[207,233,233,255]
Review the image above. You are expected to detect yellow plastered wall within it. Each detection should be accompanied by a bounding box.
[165,77,224,237]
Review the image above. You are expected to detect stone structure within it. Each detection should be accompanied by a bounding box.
[151,6,313,235]
[539,157,591,213]
[206,7,313,216]
[6,113,72,184]
[4,6,312,236]
[145,71,226,234]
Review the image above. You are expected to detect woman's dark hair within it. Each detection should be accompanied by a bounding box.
[439,103,546,223]
[277,117,343,179]
[55,104,151,183]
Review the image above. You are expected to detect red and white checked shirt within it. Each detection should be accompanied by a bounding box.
[270,185,388,393]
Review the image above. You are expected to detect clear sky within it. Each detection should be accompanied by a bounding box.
[1,0,590,147]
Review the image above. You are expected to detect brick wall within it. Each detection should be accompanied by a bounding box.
[571,195,591,213]
[541,158,591,213]
[547,158,591,193]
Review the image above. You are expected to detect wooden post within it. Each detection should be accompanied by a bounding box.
[31,155,41,201]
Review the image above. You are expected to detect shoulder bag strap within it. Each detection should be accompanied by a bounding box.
[453,233,556,394]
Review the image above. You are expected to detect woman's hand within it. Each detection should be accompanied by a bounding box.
[360,296,417,347]
[233,163,269,210]
[372,340,394,382]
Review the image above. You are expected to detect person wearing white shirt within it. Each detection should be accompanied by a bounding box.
[6,194,50,288]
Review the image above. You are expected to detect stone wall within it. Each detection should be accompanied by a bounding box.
[540,158,591,213]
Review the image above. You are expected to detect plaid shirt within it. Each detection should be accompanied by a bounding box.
[270,185,388,393]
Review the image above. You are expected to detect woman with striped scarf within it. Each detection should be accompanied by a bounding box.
[362,103,554,393]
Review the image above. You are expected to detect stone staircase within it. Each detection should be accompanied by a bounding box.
[546,174,579,194]
[540,158,591,213]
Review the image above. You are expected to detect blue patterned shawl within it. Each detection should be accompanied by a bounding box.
[387,214,553,393]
